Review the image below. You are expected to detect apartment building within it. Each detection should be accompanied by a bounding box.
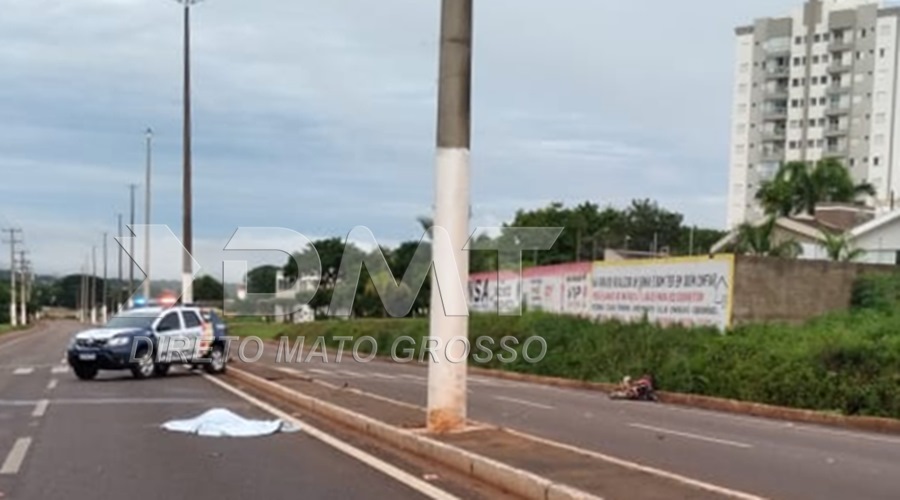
[727,0,900,228]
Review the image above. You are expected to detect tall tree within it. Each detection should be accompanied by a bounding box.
[756,159,875,216]
[192,275,224,302]
[246,265,279,294]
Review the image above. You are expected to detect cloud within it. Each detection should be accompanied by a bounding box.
[1,0,801,278]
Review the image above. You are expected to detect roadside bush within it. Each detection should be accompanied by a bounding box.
[230,311,900,419]
[851,272,900,312]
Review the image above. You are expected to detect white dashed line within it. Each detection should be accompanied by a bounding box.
[628,423,754,449]
[13,367,34,375]
[274,366,304,376]
[32,400,49,418]
[370,373,397,380]
[46,379,58,391]
[494,396,554,410]
[308,368,332,376]
[339,370,364,378]
[399,374,427,381]
[51,366,68,374]
[0,437,33,475]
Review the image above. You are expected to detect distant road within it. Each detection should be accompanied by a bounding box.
[0,323,458,500]
[248,342,900,500]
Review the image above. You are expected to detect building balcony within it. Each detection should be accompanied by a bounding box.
[760,129,787,141]
[824,125,848,137]
[828,39,854,52]
[827,62,852,74]
[764,67,790,79]
[760,149,785,162]
[825,103,850,116]
[765,88,790,100]
[826,84,851,96]
[762,107,788,120]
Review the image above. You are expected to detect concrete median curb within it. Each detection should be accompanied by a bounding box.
[224,366,604,500]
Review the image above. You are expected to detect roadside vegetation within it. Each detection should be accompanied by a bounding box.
[227,272,900,419]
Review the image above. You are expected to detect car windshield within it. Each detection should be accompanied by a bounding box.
[104,315,156,330]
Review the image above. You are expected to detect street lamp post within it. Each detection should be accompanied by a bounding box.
[426,0,473,434]
[176,0,202,304]
[144,128,153,300]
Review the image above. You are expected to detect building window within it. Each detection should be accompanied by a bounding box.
[795,36,803,45]
[881,48,887,58]
[791,99,800,108]
[789,120,800,128]
[789,140,798,149]
[824,33,831,42]
[793,78,800,87]
[861,28,867,38]
[819,97,827,105]
[874,156,881,166]
[814,34,821,43]
[794,56,802,66]
[850,158,856,167]
[819,118,826,126]
[808,139,815,147]
[809,118,816,127]
[822,55,830,64]
[813,55,820,64]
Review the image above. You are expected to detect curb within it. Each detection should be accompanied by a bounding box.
[225,366,603,500]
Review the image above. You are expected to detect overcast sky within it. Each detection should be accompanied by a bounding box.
[0,0,800,280]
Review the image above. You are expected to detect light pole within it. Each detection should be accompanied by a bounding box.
[102,233,108,323]
[144,128,153,300]
[176,0,202,304]
[117,213,123,312]
[128,183,137,307]
[427,0,473,434]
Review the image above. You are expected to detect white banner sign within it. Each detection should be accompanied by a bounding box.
[590,256,734,330]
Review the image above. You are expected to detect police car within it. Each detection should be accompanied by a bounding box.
[66,304,229,381]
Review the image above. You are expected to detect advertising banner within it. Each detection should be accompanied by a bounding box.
[590,256,734,329]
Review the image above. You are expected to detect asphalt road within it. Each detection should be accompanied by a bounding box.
[0,323,461,500]
[249,338,900,500]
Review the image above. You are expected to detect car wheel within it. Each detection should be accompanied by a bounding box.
[131,349,156,380]
[153,363,170,377]
[204,344,227,375]
[73,364,98,381]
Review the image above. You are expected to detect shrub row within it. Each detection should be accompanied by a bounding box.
[229,311,900,419]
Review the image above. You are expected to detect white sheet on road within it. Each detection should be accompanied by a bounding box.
[162,409,299,437]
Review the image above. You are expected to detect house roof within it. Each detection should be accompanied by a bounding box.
[848,209,900,239]
[710,217,827,254]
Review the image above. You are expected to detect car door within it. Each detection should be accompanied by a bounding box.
[180,309,205,361]
[154,311,185,363]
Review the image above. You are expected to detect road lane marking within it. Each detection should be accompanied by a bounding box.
[32,400,49,418]
[339,370,363,378]
[399,374,426,381]
[628,423,753,449]
[308,368,332,376]
[13,367,34,375]
[370,373,397,380]
[494,396,554,410]
[0,438,32,475]
[504,428,766,500]
[46,379,58,391]
[51,366,68,374]
[274,366,304,376]
[202,375,459,500]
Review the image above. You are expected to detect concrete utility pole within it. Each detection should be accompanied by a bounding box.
[128,183,137,307]
[78,264,85,322]
[426,0,473,434]
[117,213,123,312]
[90,246,97,324]
[2,228,22,326]
[17,250,28,326]
[177,0,203,305]
[102,233,109,323]
[144,128,153,302]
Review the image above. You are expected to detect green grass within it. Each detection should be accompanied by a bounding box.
[229,311,900,419]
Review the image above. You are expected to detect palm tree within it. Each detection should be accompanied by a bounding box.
[734,217,803,258]
[756,159,875,216]
[821,232,866,262]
